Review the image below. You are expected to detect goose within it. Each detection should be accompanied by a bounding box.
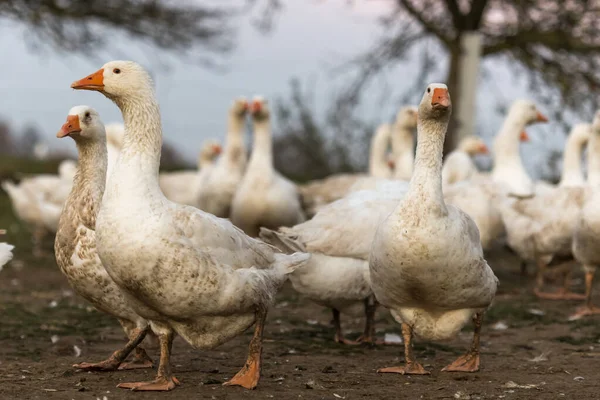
[499,120,597,299]
[197,98,248,217]
[369,83,498,374]
[260,184,408,344]
[299,107,416,217]
[105,123,125,180]
[442,135,488,187]
[571,111,600,320]
[231,97,306,237]
[489,99,548,197]
[536,123,591,195]
[0,229,14,271]
[159,140,222,207]
[54,105,153,371]
[71,60,310,391]
[391,106,418,180]
[370,123,394,178]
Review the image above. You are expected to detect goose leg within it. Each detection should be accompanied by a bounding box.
[118,347,154,370]
[442,312,482,373]
[118,327,179,391]
[332,308,358,345]
[356,296,387,344]
[569,266,600,320]
[224,308,267,389]
[73,327,148,371]
[535,259,585,300]
[377,323,429,375]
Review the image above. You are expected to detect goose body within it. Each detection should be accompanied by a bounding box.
[72,61,309,391]
[159,140,221,207]
[369,84,497,374]
[442,135,488,187]
[231,97,305,237]
[260,186,407,343]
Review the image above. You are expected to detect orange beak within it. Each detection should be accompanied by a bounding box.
[536,111,548,123]
[431,88,450,108]
[478,143,489,154]
[213,144,222,155]
[520,131,530,142]
[57,115,81,138]
[251,101,262,114]
[71,68,104,91]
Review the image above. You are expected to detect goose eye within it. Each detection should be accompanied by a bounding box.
[85,112,90,118]
[113,68,121,74]
[427,88,431,93]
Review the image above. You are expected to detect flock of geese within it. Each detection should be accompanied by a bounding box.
[1,60,599,392]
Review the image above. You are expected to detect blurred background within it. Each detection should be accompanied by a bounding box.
[0,0,598,182]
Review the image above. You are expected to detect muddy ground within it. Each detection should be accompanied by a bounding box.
[1,210,600,399]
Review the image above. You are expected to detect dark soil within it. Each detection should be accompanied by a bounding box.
[1,203,599,399]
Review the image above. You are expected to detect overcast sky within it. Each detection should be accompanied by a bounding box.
[0,0,564,176]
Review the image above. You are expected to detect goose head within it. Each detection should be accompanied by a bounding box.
[57,106,105,142]
[507,100,548,142]
[395,106,418,129]
[71,60,153,100]
[458,135,488,155]
[198,139,222,166]
[418,83,452,122]
[231,97,249,118]
[250,96,270,122]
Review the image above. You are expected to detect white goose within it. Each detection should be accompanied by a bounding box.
[489,99,548,197]
[0,229,14,272]
[71,61,310,391]
[571,111,600,320]
[197,98,248,217]
[369,123,394,178]
[159,140,222,207]
[442,135,488,187]
[54,106,153,371]
[536,123,591,194]
[260,185,407,344]
[231,97,306,237]
[500,122,595,299]
[391,106,418,180]
[369,84,498,374]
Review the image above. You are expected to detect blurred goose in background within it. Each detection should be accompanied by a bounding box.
[0,229,14,271]
[442,135,488,187]
[231,97,306,237]
[105,122,125,179]
[299,106,416,216]
[54,105,154,372]
[536,123,591,195]
[391,106,418,180]
[500,117,599,300]
[71,60,310,391]
[571,111,600,320]
[197,98,248,217]
[159,140,221,207]
[370,84,498,375]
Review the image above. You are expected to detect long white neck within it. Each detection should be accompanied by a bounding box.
[69,135,108,227]
[248,118,272,171]
[588,131,600,187]
[225,112,246,164]
[111,90,162,191]
[369,128,391,177]
[392,124,414,180]
[559,128,588,187]
[406,117,448,210]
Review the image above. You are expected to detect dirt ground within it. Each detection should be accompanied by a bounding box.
[1,229,600,400]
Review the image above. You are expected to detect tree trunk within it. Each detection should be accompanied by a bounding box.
[444,42,462,157]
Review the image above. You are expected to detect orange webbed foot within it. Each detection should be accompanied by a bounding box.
[117,376,179,391]
[534,288,585,301]
[442,353,480,372]
[377,363,430,375]
[73,358,120,372]
[568,305,600,321]
[223,361,260,390]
